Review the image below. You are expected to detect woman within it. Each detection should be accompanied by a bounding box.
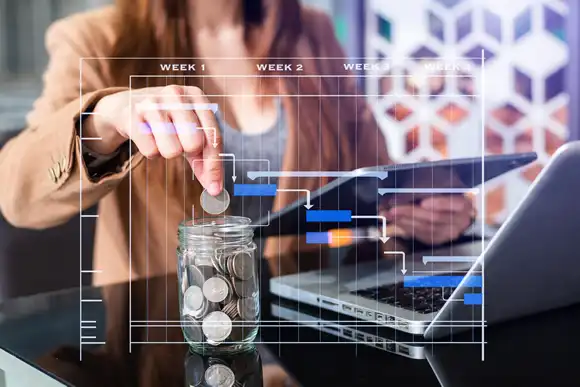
[0,0,473,286]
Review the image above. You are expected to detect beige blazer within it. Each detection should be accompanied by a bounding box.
[0,5,394,286]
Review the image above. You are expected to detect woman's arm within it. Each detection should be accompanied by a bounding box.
[0,15,143,229]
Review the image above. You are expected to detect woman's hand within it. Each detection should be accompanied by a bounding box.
[84,85,223,195]
[381,195,475,245]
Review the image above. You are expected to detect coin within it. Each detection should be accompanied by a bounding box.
[237,297,258,321]
[184,352,205,387]
[219,253,231,275]
[182,315,204,343]
[232,277,257,298]
[202,311,233,342]
[204,364,236,387]
[184,285,204,311]
[227,255,235,276]
[203,277,229,303]
[212,251,225,274]
[187,265,207,287]
[216,274,235,304]
[232,252,254,280]
[201,188,230,215]
[222,300,239,320]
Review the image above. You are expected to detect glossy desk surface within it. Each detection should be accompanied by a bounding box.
[1,267,579,386]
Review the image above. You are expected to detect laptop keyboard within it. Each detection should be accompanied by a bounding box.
[350,283,454,314]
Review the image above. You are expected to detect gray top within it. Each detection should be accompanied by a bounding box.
[218,99,287,222]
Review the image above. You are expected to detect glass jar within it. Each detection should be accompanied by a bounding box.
[178,216,259,355]
[184,347,262,387]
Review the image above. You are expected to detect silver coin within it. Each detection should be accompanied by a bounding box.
[219,253,231,275]
[203,277,229,303]
[202,311,233,342]
[227,255,235,276]
[204,364,236,387]
[222,300,239,320]
[232,252,254,280]
[237,297,258,321]
[184,285,205,311]
[184,352,205,387]
[187,264,208,287]
[201,188,230,215]
[232,277,257,298]
[216,274,235,304]
[212,251,225,274]
[182,315,204,343]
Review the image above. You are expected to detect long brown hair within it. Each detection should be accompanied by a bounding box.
[108,0,359,174]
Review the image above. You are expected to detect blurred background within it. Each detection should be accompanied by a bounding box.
[0,0,575,299]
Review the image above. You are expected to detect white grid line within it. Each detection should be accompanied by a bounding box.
[79,56,488,355]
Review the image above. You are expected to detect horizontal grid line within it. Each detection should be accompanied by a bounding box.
[130,320,485,324]
[131,324,486,328]
[128,94,480,98]
[131,322,487,327]
[129,74,476,78]
[129,341,485,345]
[82,56,484,60]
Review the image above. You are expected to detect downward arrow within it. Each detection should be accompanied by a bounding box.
[218,153,236,182]
[352,215,390,244]
[276,189,313,209]
[383,251,406,274]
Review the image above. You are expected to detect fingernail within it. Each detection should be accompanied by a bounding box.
[209,182,221,196]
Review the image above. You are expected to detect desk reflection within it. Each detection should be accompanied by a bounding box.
[34,275,298,387]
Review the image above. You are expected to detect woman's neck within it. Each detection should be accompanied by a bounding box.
[188,0,243,31]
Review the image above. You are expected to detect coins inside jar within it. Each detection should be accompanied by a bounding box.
[202,311,233,343]
[178,216,258,348]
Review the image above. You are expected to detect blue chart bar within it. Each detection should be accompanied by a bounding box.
[306,210,352,222]
[464,293,483,305]
[403,276,482,288]
[233,184,277,197]
[306,232,330,244]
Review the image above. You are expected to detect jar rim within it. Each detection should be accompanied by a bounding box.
[179,216,252,229]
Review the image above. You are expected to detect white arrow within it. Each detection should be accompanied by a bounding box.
[276,189,313,209]
[218,153,236,182]
[198,127,218,148]
[383,251,407,274]
[351,215,389,243]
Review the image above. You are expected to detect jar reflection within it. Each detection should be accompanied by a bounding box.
[184,347,263,387]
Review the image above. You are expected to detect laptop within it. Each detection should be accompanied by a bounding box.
[270,141,580,339]
[271,299,427,359]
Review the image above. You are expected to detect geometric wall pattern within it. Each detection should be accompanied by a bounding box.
[365,0,569,225]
